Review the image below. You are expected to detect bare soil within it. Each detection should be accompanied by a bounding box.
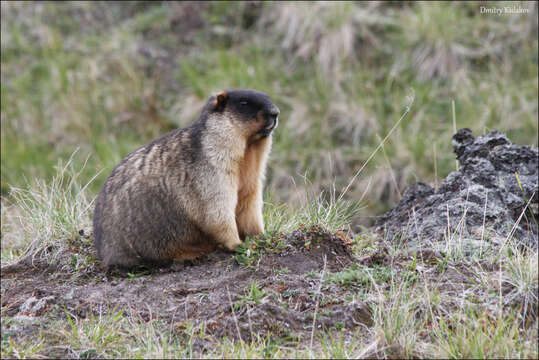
[1,226,371,351]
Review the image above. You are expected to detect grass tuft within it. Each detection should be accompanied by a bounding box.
[1,151,98,275]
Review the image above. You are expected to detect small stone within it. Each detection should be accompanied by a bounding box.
[19,295,55,316]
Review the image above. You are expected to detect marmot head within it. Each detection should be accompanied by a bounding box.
[204,89,280,143]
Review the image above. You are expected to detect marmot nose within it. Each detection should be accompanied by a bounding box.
[265,115,278,131]
[268,106,280,117]
[264,105,280,131]
[267,105,279,120]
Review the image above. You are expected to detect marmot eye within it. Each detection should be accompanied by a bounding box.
[240,100,248,105]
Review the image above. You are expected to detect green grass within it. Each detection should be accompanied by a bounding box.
[327,264,394,289]
[3,156,536,358]
[234,281,269,311]
[2,2,537,217]
[431,307,530,358]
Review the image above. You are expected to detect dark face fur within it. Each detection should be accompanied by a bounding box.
[212,89,280,140]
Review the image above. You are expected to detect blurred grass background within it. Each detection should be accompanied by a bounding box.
[1,1,537,225]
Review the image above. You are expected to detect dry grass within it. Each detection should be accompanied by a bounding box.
[1,152,98,275]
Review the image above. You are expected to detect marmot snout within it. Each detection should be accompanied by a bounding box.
[93,89,279,268]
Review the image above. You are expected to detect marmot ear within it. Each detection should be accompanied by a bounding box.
[213,91,228,111]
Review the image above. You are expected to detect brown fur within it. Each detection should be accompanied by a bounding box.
[236,138,270,238]
[93,89,279,268]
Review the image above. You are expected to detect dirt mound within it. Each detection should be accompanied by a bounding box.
[1,226,370,347]
[258,225,356,274]
[376,128,538,248]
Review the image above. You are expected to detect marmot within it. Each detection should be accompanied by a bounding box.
[93,89,279,268]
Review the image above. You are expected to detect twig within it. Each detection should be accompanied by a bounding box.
[226,285,243,343]
[452,99,459,171]
[499,191,536,254]
[246,303,254,342]
[379,134,402,199]
[356,338,380,359]
[433,141,438,191]
[309,255,327,357]
[480,188,488,257]
[338,88,414,202]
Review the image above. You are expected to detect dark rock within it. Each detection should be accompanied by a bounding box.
[376,129,538,248]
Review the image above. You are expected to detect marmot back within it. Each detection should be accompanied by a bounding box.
[93,90,279,268]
